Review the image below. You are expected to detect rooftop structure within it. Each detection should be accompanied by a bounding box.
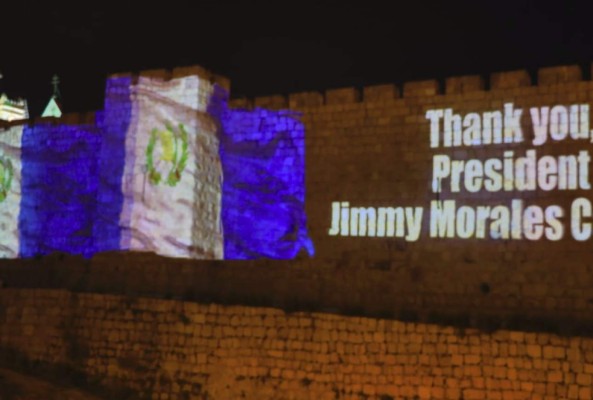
[0,93,28,122]
[41,74,62,118]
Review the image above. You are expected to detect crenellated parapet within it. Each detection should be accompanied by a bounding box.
[1,63,591,123]
[108,65,231,91]
[230,64,593,110]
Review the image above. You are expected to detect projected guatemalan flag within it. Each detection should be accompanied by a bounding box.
[0,73,313,260]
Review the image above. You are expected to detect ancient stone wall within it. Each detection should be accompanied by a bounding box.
[1,64,593,332]
[247,65,593,263]
[2,64,593,398]
[1,288,592,399]
[1,251,593,337]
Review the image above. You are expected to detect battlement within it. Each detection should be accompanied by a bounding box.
[231,63,592,109]
[0,65,229,129]
[108,65,231,91]
[0,63,590,127]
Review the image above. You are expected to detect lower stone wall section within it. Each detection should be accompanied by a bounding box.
[0,288,592,400]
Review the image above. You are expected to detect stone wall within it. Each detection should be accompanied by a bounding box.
[1,64,593,335]
[5,63,591,266]
[278,65,593,262]
[2,251,593,337]
[1,288,592,399]
[3,64,593,398]
[232,64,593,330]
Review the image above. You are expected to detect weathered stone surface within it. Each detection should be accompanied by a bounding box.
[0,288,592,399]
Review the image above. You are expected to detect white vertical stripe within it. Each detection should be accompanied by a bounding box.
[120,76,223,259]
[0,125,23,258]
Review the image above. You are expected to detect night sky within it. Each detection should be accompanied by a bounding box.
[2,1,593,116]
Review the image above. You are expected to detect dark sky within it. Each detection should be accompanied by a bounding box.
[2,1,593,116]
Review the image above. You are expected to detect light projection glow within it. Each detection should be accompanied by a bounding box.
[329,102,593,242]
[93,76,132,255]
[431,150,591,193]
[0,126,22,258]
[19,124,101,258]
[0,73,313,260]
[215,99,314,259]
[120,76,223,259]
[328,202,423,241]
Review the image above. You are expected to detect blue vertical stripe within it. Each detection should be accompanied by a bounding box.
[19,124,102,258]
[214,91,314,259]
[93,77,132,253]
[8,78,313,260]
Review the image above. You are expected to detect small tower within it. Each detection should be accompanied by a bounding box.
[0,71,29,122]
[41,74,63,118]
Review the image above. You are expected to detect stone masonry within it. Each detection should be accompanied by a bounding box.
[2,64,593,398]
[0,288,593,399]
